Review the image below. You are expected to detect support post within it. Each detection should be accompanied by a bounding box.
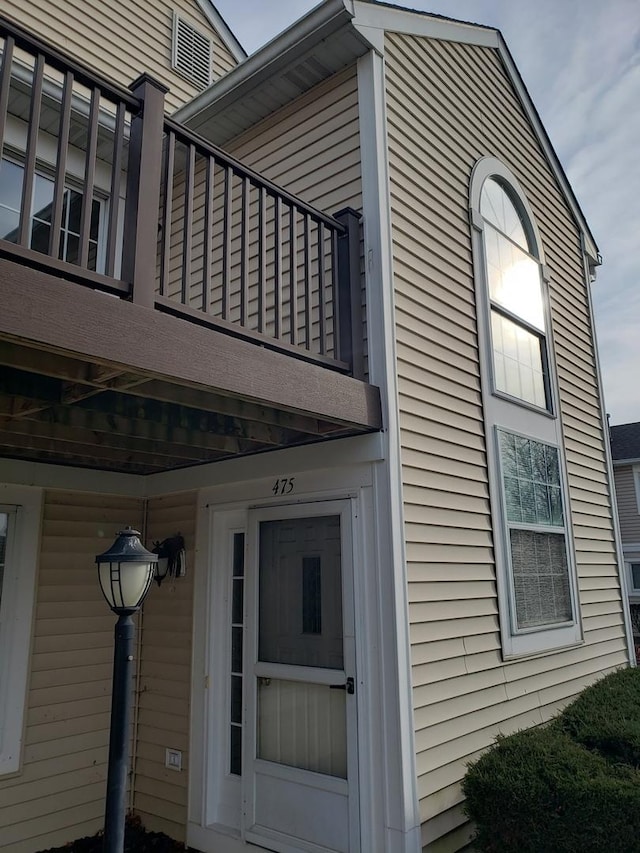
[122,74,168,308]
[333,208,364,379]
[103,612,136,853]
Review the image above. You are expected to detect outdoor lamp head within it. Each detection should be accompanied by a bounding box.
[95,526,157,614]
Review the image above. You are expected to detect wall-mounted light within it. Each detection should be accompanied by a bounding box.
[152,533,186,586]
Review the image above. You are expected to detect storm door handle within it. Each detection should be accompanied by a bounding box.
[330,677,355,694]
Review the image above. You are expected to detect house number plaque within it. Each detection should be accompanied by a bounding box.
[271,477,296,496]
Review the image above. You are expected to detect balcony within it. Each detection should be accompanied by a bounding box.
[0,15,380,473]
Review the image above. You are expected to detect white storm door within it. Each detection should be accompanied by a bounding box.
[244,501,358,853]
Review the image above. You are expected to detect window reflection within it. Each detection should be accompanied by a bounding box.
[0,158,103,272]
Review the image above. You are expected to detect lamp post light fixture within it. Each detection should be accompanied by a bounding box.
[96,526,157,853]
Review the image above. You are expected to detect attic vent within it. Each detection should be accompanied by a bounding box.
[172,12,212,90]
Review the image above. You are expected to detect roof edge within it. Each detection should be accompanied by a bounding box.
[196,0,247,62]
[495,32,599,263]
[175,0,355,124]
[351,1,599,264]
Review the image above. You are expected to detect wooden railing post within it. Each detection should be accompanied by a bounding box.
[333,208,364,379]
[122,74,168,308]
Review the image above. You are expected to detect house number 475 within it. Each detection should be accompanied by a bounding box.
[272,477,295,496]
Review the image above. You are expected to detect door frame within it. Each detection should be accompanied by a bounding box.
[243,499,359,853]
[186,442,418,853]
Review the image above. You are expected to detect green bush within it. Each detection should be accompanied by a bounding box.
[558,666,640,768]
[463,668,640,853]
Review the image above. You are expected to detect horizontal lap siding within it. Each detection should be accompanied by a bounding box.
[0,491,144,853]
[614,466,640,543]
[384,32,627,851]
[223,67,367,375]
[132,491,197,842]
[3,0,237,111]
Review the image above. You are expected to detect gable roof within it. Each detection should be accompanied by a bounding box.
[176,0,598,262]
[195,0,246,62]
[610,422,640,464]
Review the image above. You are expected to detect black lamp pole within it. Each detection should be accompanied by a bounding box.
[103,613,135,852]
[96,528,157,853]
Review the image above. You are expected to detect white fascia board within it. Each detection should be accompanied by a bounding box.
[0,434,385,499]
[174,0,354,123]
[352,1,498,48]
[195,0,247,62]
[497,33,599,264]
[612,458,640,467]
[0,457,146,497]
[351,2,600,266]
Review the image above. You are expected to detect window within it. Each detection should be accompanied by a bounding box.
[480,176,550,410]
[0,487,42,775]
[628,561,640,596]
[498,431,571,629]
[172,13,213,90]
[0,158,104,272]
[470,158,581,657]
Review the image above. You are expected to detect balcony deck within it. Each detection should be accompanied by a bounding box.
[0,15,380,473]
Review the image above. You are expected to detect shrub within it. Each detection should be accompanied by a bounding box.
[557,666,640,768]
[463,668,640,853]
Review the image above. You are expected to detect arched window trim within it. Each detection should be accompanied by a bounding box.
[469,156,582,659]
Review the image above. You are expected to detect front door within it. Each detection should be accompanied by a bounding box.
[244,501,358,853]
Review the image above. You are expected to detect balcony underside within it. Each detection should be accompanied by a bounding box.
[0,258,381,475]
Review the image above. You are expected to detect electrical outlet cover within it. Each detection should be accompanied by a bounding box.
[165,748,182,771]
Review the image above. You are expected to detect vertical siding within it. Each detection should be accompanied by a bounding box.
[0,491,143,853]
[132,491,197,841]
[614,466,640,543]
[3,0,238,112]
[383,32,628,851]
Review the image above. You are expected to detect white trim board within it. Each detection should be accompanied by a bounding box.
[195,0,246,62]
[0,485,43,775]
[356,48,421,852]
[0,433,384,499]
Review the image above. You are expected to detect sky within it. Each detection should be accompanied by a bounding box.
[214,0,640,425]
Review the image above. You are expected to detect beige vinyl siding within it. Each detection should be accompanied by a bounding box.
[3,0,238,112]
[614,466,640,544]
[384,32,628,851]
[222,66,367,374]
[132,491,197,842]
[0,490,144,853]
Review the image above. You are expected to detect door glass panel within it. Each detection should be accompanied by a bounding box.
[258,678,347,778]
[0,512,7,607]
[230,531,245,776]
[259,515,343,669]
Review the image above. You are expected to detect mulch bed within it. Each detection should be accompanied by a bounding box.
[36,816,188,852]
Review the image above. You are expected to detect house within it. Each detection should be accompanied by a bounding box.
[610,422,640,658]
[0,1,633,851]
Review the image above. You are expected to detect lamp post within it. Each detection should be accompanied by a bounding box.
[96,527,157,853]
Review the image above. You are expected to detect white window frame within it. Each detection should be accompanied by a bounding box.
[0,486,42,775]
[470,157,582,658]
[0,154,108,274]
[627,559,640,597]
[633,465,640,515]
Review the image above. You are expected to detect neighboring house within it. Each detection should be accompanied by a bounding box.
[610,422,640,658]
[0,2,632,852]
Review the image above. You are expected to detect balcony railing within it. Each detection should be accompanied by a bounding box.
[0,15,363,377]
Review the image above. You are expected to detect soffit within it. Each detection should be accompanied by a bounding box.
[176,0,598,262]
[175,2,371,146]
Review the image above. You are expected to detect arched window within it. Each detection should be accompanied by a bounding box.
[480,176,549,409]
[470,158,581,658]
